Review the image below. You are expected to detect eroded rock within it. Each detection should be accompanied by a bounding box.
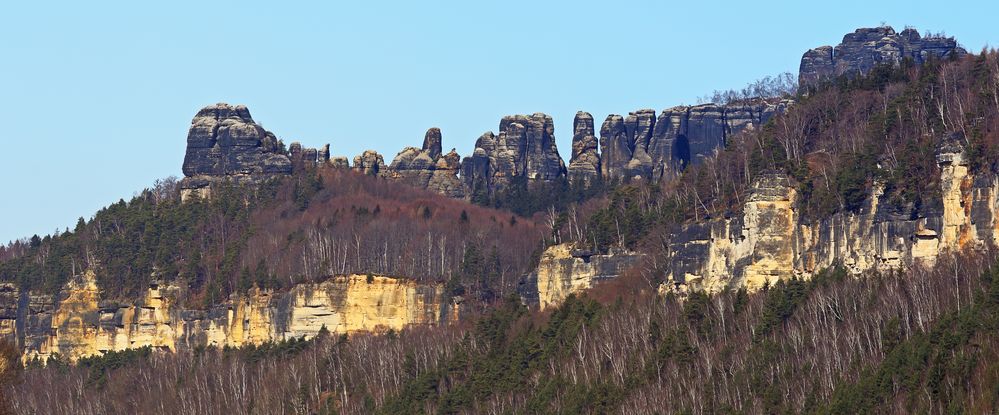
[799,26,966,87]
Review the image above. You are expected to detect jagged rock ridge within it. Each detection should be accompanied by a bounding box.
[799,26,966,87]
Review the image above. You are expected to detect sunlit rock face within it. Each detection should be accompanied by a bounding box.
[662,132,997,295]
[4,273,444,363]
[527,243,645,310]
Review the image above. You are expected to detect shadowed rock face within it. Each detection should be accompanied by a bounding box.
[568,112,600,185]
[181,103,291,178]
[799,26,967,87]
[180,103,334,201]
[385,128,465,198]
[597,101,787,183]
[461,113,567,196]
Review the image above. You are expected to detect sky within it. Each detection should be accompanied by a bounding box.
[1,0,998,243]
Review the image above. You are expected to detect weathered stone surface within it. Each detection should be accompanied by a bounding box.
[527,243,644,310]
[460,114,567,196]
[179,103,341,201]
[423,127,443,160]
[6,272,445,363]
[353,150,386,176]
[289,141,330,169]
[599,114,631,181]
[385,128,464,197]
[659,132,993,296]
[567,112,600,185]
[426,150,465,198]
[180,104,291,190]
[799,26,967,87]
[329,156,350,169]
[601,101,786,183]
[0,283,17,340]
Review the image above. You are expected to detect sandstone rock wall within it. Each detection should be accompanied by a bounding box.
[180,103,294,201]
[2,273,444,363]
[525,243,645,310]
[662,134,992,294]
[599,102,786,183]
[460,113,568,196]
[799,26,966,88]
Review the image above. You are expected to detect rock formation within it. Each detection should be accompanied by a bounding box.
[799,26,966,87]
[175,100,778,203]
[290,142,331,169]
[1,271,446,363]
[522,243,645,310]
[461,113,568,196]
[567,112,600,185]
[180,103,294,200]
[597,102,786,183]
[353,150,386,176]
[660,132,989,295]
[385,128,465,198]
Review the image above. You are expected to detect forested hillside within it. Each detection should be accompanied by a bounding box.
[0,167,548,307]
[3,27,999,415]
[4,253,996,414]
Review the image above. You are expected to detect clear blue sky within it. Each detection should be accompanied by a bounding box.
[1,0,997,243]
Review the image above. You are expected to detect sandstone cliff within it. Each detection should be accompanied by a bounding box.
[461,113,568,196]
[179,103,340,201]
[1,272,445,363]
[661,133,986,295]
[799,26,966,87]
[522,243,644,310]
[598,102,787,183]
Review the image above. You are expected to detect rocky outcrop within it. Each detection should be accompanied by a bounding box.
[2,271,446,363]
[461,113,567,196]
[660,132,993,295]
[179,103,295,201]
[0,283,17,339]
[523,243,645,310]
[290,142,331,169]
[385,128,465,198]
[353,150,386,176]
[597,102,786,183]
[567,112,600,185]
[799,26,966,87]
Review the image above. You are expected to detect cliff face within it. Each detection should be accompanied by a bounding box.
[662,134,986,294]
[460,113,568,196]
[2,273,445,363]
[523,243,645,310]
[179,103,334,201]
[799,26,966,88]
[598,102,787,183]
